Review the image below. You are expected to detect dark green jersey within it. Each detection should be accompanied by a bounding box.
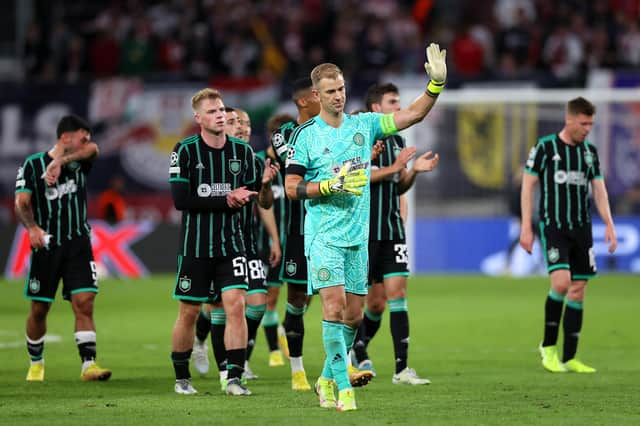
[255,150,286,256]
[169,134,257,258]
[15,152,92,247]
[370,135,405,241]
[240,153,264,257]
[525,133,602,230]
[271,120,305,237]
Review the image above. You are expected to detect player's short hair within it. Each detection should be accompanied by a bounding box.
[365,83,399,111]
[191,88,223,111]
[292,77,313,102]
[267,113,296,134]
[310,63,343,87]
[567,97,595,116]
[56,114,91,139]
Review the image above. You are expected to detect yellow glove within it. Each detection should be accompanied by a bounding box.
[319,162,368,196]
[424,42,447,96]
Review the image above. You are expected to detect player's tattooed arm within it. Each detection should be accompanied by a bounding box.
[15,192,47,249]
[15,193,37,229]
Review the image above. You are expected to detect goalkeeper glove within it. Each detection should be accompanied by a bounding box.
[424,42,447,97]
[319,162,368,196]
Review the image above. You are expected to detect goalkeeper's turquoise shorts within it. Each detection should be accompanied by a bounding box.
[306,240,368,296]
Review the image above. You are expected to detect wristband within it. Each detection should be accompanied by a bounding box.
[319,180,331,196]
[426,80,445,97]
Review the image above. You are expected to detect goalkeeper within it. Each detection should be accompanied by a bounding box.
[285,43,446,412]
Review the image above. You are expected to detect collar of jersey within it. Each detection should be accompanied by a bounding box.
[314,113,347,129]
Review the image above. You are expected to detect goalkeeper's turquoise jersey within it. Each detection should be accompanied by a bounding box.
[286,112,394,250]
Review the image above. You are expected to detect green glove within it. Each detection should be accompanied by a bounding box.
[319,162,368,196]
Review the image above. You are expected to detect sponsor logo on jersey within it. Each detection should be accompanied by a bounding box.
[44,180,78,200]
[554,170,587,185]
[198,183,232,197]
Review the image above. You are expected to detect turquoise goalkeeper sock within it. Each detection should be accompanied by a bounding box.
[342,323,357,353]
[322,320,350,391]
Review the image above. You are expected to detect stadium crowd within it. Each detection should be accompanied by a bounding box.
[22,0,640,91]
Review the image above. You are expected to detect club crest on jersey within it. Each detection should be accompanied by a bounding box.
[353,132,364,146]
[229,159,241,175]
[318,268,331,281]
[67,161,80,171]
[29,278,41,293]
[285,260,297,276]
[547,248,559,263]
[584,151,593,167]
[179,276,191,292]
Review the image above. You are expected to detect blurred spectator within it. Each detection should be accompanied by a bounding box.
[496,6,533,68]
[90,29,121,78]
[97,175,127,225]
[618,18,640,66]
[451,23,485,78]
[119,18,156,76]
[23,23,48,80]
[13,0,640,87]
[543,25,584,84]
[494,0,536,30]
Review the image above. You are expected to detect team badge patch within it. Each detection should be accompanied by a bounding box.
[179,276,191,292]
[29,278,41,293]
[547,248,559,263]
[584,151,593,167]
[353,133,364,146]
[67,161,80,171]
[285,260,297,276]
[229,159,241,175]
[170,152,179,166]
[318,268,331,281]
[272,132,284,148]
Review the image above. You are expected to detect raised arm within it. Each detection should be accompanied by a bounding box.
[392,43,447,132]
[257,158,280,209]
[45,142,99,185]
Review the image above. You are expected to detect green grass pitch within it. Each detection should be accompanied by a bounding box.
[1,274,639,425]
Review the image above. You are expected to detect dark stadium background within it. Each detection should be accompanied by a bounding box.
[1,0,639,276]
